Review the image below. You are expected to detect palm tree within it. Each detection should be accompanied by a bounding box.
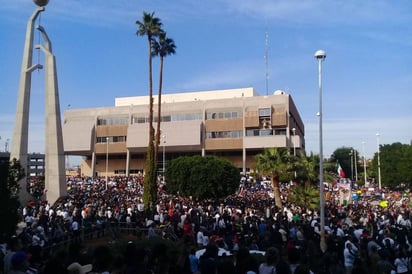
[152,31,176,161]
[136,12,162,144]
[255,148,291,208]
[296,151,319,184]
[136,12,163,209]
[288,182,320,210]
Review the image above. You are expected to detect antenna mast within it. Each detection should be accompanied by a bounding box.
[264,32,269,96]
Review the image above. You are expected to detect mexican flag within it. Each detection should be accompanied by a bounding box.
[337,162,345,178]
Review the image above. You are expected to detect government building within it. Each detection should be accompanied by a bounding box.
[62,87,305,177]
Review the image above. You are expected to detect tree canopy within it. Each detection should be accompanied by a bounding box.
[288,182,320,210]
[255,148,291,208]
[165,155,240,200]
[370,142,412,188]
[0,159,24,242]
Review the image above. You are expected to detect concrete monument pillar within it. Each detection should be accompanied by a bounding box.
[36,25,66,204]
[10,0,66,205]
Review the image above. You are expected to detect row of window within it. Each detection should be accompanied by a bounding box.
[96,136,127,143]
[108,169,143,175]
[97,107,277,127]
[134,113,203,124]
[246,128,286,136]
[95,129,287,143]
[206,131,243,139]
[206,111,242,120]
[97,117,129,126]
[98,110,268,126]
[205,128,287,139]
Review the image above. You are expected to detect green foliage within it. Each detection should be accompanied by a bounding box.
[0,159,24,242]
[288,182,320,210]
[151,31,177,59]
[136,11,164,212]
[295,151,319,184]
[255,148,291,207]
[330,147,359,180]
[143,140,158,211]
[136,12,163,41]
[370,142,412,188]
[255,148,292,178]
[165,155,240,199]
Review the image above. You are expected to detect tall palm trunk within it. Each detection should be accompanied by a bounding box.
[154,56,164,161]
[147,36,154,144]
[271,173,282,208]
[143,35,157,212]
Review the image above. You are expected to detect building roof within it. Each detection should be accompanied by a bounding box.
[114,87,258,107]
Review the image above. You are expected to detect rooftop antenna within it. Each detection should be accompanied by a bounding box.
[264,31,269,96]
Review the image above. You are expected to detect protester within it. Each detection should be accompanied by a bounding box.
[3,174,411,274]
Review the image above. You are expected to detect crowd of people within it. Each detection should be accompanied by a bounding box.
[1,174,412,274]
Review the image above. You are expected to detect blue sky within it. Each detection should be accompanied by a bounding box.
[0,0,411,162]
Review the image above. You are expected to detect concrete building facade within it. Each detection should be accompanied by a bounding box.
[63,87,305,177]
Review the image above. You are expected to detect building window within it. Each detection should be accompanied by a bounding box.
[206,111,242,120]
[206,130,242,139]
[134,113,201,123]
[97,136,127,143]
[97,117,129,125]
[258,108,271,117]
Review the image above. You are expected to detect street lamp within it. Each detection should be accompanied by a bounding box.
[292,127,297,179]
[349,150,354,181]
[362,141,367,186]
[315,49,326,253]
[162,135,166,181]
[5,138,10,153]
[105,137,109,190]
[376,133,382,189]
[354,150,358,182]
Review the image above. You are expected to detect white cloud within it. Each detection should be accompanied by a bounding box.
[176,60,263,92]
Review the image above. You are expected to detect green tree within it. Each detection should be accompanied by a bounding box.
[152,31,176,161]
[370,142,412,188]
[0,159,24,242]
[295,151,319,184]
[136,12,163,209]
[330,147,355,178]
[255,148,291,208]
[165,155,240,200]
[288,182,320,210]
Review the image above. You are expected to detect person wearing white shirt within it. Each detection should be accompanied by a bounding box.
[343,241,359,274]
[394,249,410,274]
[196,228,205,247]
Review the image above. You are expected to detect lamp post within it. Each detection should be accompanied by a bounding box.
[105,137,109,190]
[292,127,297,179]
[349,150,354,181]
[5,138,9,153]
[376,133,382,189]
[162,135,166,182]
[362,141,367,186]
[354,150,358,182]
[315,49,326,253]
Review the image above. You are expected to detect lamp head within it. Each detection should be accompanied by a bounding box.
[33,0,49,6]
[314,50,326,60]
